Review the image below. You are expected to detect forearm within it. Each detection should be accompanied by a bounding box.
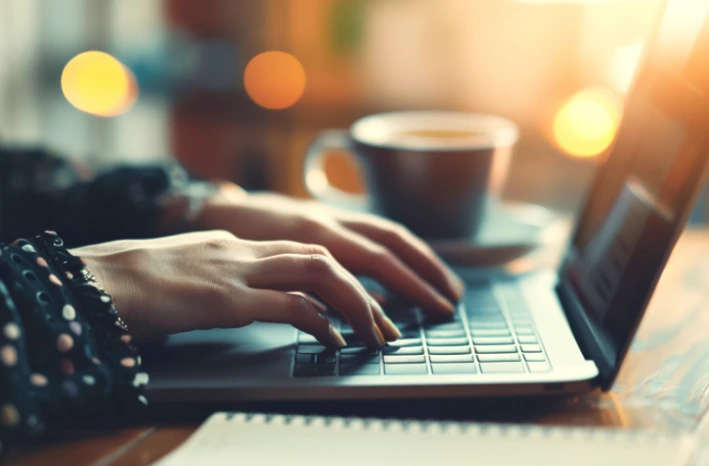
[1,146,187,247]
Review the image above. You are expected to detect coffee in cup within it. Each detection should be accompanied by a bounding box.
[303,111,519,240]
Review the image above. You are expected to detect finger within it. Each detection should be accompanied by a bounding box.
[369,292,387,306]
[342,217,465,302]
[256,241,400,341]
[369,298,401,341]
[288,291,328,313]
[247,253,385,346]
[247,290,347,348]
[252,240,312,258]
[305,252,400,342]
[331,228,457,316]
[309,255,400,342]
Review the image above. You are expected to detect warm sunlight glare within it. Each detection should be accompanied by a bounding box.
[61,51,138,117]
[609,43,644,93]
[244,51,306,110]
[553,89,620,158]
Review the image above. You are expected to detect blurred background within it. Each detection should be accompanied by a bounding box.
[0,0,669,214]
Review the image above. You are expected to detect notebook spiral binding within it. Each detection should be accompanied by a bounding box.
[225,412,676,444]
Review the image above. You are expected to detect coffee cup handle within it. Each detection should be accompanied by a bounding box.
[303,130,370,212]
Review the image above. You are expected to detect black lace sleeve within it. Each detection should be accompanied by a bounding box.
[0,232,147,446]
[0,146,188,248]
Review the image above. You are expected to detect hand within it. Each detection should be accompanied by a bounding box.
[72,230,402,347]
[194,192,465,314]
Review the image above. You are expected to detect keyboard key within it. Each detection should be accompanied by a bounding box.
[345,341,367,348]
[468,313,502,322]
[340,347,378,355]
[315,354,337,364]
[466,306,500,313]
[510,318,533,326]
[383,355,426,364]
[387,338,422,347]
[383,346,424,355]
[295,354,313,364]
[474,345,518,354]
[472,337,514,345]
[470,329,511,337]
[527,362,551,373]
[343,335,366,347]
[517,335,538,344]
[429,354,474,363]
[431,363,478,375]
[427,346,471,355]
[468,315,502,322]
[468,315,506,323]
[399,330,423,339]
[297,345,328,354]
[515,327,535,335]
[466,296,499,304]
[465,293,496,304]
[468,321,508,329]
[422,321,463,331]
[340,354,380,364]
[341,364,381,376]
[523,353,546,362]
[479,362,525,374]
[293,364,335,377]
[521,344,542,353]
[477,353,520,362]
[388,315,418,325]
[298,334,319,345]
[509,317,530,324]
[424,329,466,338]
[391,319,419,329]
[466,306,498,313]
[385,364,428,375]
[426,337,468,346]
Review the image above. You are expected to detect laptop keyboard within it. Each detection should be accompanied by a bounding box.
[292,281,551,377]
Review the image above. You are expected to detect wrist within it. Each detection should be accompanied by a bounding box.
[158,181,247,235]
[69,247,134,326]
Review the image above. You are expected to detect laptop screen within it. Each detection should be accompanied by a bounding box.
[558,0,709,387]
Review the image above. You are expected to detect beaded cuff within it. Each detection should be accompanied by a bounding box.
[0,232,148,445]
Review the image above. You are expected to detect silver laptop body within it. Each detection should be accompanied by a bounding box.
[145,0,709,402]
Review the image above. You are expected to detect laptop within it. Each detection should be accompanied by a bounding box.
[145,0,709,401]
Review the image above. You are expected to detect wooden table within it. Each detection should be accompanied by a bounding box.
[7,227,709,465]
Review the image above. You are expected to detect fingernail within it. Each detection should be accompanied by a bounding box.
[329,325,347,348]
[447,272,466,301]
[368,298,399,341]
[371,324,386,347]
[382,316,401,340]
[438,295,457,314]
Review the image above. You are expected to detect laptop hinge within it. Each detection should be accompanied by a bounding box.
[555,279,617,390]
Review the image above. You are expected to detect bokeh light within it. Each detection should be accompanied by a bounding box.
[244,51,306,110]
[61,51,138,117]
[609,43,644,93]
[553,88,621,158]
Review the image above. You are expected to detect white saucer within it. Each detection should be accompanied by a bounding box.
[429,202,565,266]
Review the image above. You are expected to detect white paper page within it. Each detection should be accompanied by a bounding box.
[155,413,695,466]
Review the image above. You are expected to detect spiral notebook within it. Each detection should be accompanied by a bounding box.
[155,412,696,466]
